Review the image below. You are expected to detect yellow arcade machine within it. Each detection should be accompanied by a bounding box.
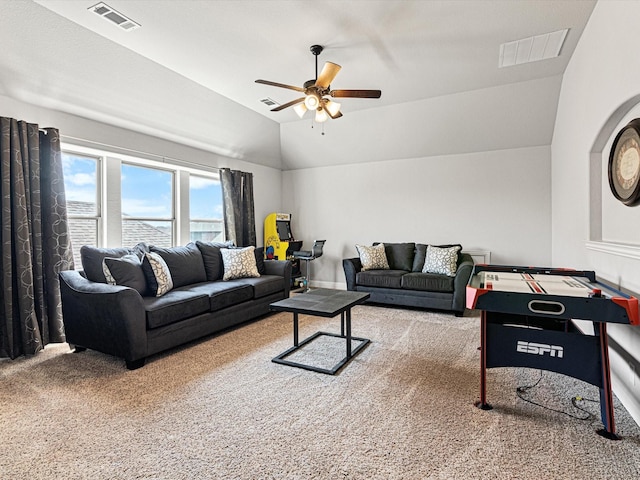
[264,213,302,285]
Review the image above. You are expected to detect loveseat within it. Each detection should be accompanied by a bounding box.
[59,241,291,369]
[343,242,474,315]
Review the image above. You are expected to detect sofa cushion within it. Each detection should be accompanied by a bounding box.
[150,243,207,288]
[81,243,149,283]
[221,246,260,280]
[185,281,254,312]
[401,272,455,293]
[231,275,284,299]
[143,288,210,329]
[422,245,462,277]
[356,269,406,289]
[356,243,390,271]
[102,254,147,295]
[196,240,234,281]
[142,252,174,297]
[378,242,415,271]
[412,243,463,272]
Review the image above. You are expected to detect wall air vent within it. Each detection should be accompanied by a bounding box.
[260,98,280,107]
[89,2,141,31]
[499,29,568,68]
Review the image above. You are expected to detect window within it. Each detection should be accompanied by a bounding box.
[189,175,224,242]
[121,163,174,247]
[61,144,225,264]
[61,152,100,267]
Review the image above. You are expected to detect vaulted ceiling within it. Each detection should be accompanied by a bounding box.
[0,1,596,169]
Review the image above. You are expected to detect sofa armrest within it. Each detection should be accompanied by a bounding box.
[452,253,475,314]
[342,257,362,291]
[59,270,148,364]
[264,259,292,297]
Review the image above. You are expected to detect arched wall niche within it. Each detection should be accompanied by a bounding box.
[588,94,640,260]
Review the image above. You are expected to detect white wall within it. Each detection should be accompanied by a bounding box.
[552,0,640,425]
[280,76,561,170]
[1,94,283,245]
[282,146,551,289]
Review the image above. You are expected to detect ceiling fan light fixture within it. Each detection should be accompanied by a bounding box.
[315,108,328,123]
[293,103,307,118]
[304,93,320,110]
[325,99,341,117]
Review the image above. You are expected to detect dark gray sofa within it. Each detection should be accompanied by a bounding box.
[343,242,474,315]
[59,242,291,369]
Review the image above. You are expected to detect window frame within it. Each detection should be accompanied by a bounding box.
[61,150,102,266]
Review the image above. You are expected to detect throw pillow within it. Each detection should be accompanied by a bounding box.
[379,242,415,271]
[196,240,235,281]
[141,252,174,296]
[422,245,462,277]
[150,243,207,288]
[80,244,148,283]
[254,246,266,275]
[102,254,147,295]
[221,246,260,280]
[356,243,390,271]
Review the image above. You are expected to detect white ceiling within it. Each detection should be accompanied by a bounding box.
[1,0,596,168]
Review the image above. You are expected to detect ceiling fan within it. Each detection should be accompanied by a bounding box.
[255,45,382,122]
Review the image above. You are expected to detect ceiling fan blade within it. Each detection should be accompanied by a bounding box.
[255,79,304,93]
[315,62,341,89]
[323,104,343,120]
[330,89,382,99]
[271,97,305,112]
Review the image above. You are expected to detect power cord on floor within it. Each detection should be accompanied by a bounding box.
[515,371,598,421]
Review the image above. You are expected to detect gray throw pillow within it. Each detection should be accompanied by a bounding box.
[150,243,207,288]
[102,254,147,295]
[196,240,234,281]
[81,243,149,283]
[379,242,415,271]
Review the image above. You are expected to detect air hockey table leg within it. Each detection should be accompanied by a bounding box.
[475,310,493,410]
[595,322,619,440]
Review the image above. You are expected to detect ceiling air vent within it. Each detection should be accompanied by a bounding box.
[499,29,568,68]
[260,98,280,108]
[89,2,141,31]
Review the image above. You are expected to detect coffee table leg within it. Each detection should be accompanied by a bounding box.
[346,308,352,357]
[341,312,345,337]
[293,312,299,346]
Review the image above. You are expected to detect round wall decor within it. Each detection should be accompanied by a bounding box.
[609,118,640,206]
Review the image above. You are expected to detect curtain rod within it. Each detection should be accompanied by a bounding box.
[60,134,222,173]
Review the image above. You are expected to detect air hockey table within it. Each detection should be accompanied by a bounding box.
[466,264,639,439]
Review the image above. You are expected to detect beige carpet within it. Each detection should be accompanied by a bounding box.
[2,306,640,479]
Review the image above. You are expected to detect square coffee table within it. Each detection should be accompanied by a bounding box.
[270,288,370,375]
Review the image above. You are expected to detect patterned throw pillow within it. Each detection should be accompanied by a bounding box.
[141,252,174,297]
[221,246,260,281]
[422,245,462,277]
[356,243,390,271]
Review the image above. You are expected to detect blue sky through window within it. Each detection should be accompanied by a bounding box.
[190,176,223,220]
[62,153,97,207]
[62,153,222,220]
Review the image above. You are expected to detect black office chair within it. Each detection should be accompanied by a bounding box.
[292,240,326,292]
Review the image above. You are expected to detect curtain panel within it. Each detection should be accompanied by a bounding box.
[0,117,74,359]
[220,168,256,247]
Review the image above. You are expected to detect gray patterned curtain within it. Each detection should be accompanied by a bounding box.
[220,168,256,247]
[0,117,74,359]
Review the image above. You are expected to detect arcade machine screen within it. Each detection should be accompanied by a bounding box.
[276,221,293,241]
